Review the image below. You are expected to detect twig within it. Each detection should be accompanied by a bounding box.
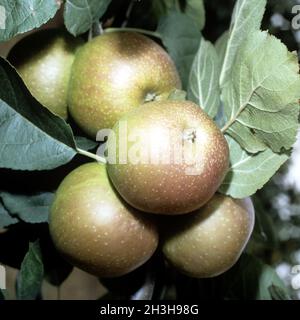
[77,148,107,164]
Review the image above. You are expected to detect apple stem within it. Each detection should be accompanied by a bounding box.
[104,28,162,39]
[77,148,107,164]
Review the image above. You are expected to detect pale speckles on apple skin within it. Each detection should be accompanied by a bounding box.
[161,194,255,278]
[107,100,229,215]
[68,31,181,138]
[8,29,83,120]
[49,163,159,278]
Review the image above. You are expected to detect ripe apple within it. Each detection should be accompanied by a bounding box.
[106,100,229,215]
[49,163,159,278]
[68,31,181,138]
[8,29,82,119]
[162,194,255,278]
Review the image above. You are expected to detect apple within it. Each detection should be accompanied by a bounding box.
[106,100,229,215]
[49,163,159,278]
[7,29,82,119]
[68,31,181,138]
[162,194,255,278]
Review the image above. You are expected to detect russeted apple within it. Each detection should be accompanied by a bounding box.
[106,100,229,215]
[49,163,159,278]
[162,194,255,278]
[68,31,181,137]
[8,29,82,119]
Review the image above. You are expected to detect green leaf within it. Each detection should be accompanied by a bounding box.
[188,38,221,119]
[152,0,180,15]
[0,0,60,42]
[251,197,278,248]
[152,0,205,30]
[219,0,267,86]
[224,122,267,154]
[215,31,229,65]
[222,31,300,154]
[0,192,54,224]
[185,0,205,30]
[16,240,44,300]
[0,289,5,300]
[0,57,77,171]
[268,284,291,300]
[0,201,19,229]
[64,0,111,36]
[157,11,201,89]
[75,136,98,151]
[224,254,289,300]
[219,136,288,198]
[168,89,187,101]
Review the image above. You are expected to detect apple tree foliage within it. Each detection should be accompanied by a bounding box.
[0,0,299,300]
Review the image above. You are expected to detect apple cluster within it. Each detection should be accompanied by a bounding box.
[8,29,255,279]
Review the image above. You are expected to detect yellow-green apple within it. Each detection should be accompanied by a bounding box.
[68,31,181,137]
[49,163,159,278]
[106,100,229,215]
[8,29,82,119]
[162,194,255,277]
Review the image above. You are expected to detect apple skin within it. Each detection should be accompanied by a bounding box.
[7,29,82,119]
[107,100,229,215]
[162,194,255,278]
[49,163,159,278]
[68,31,181,138]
